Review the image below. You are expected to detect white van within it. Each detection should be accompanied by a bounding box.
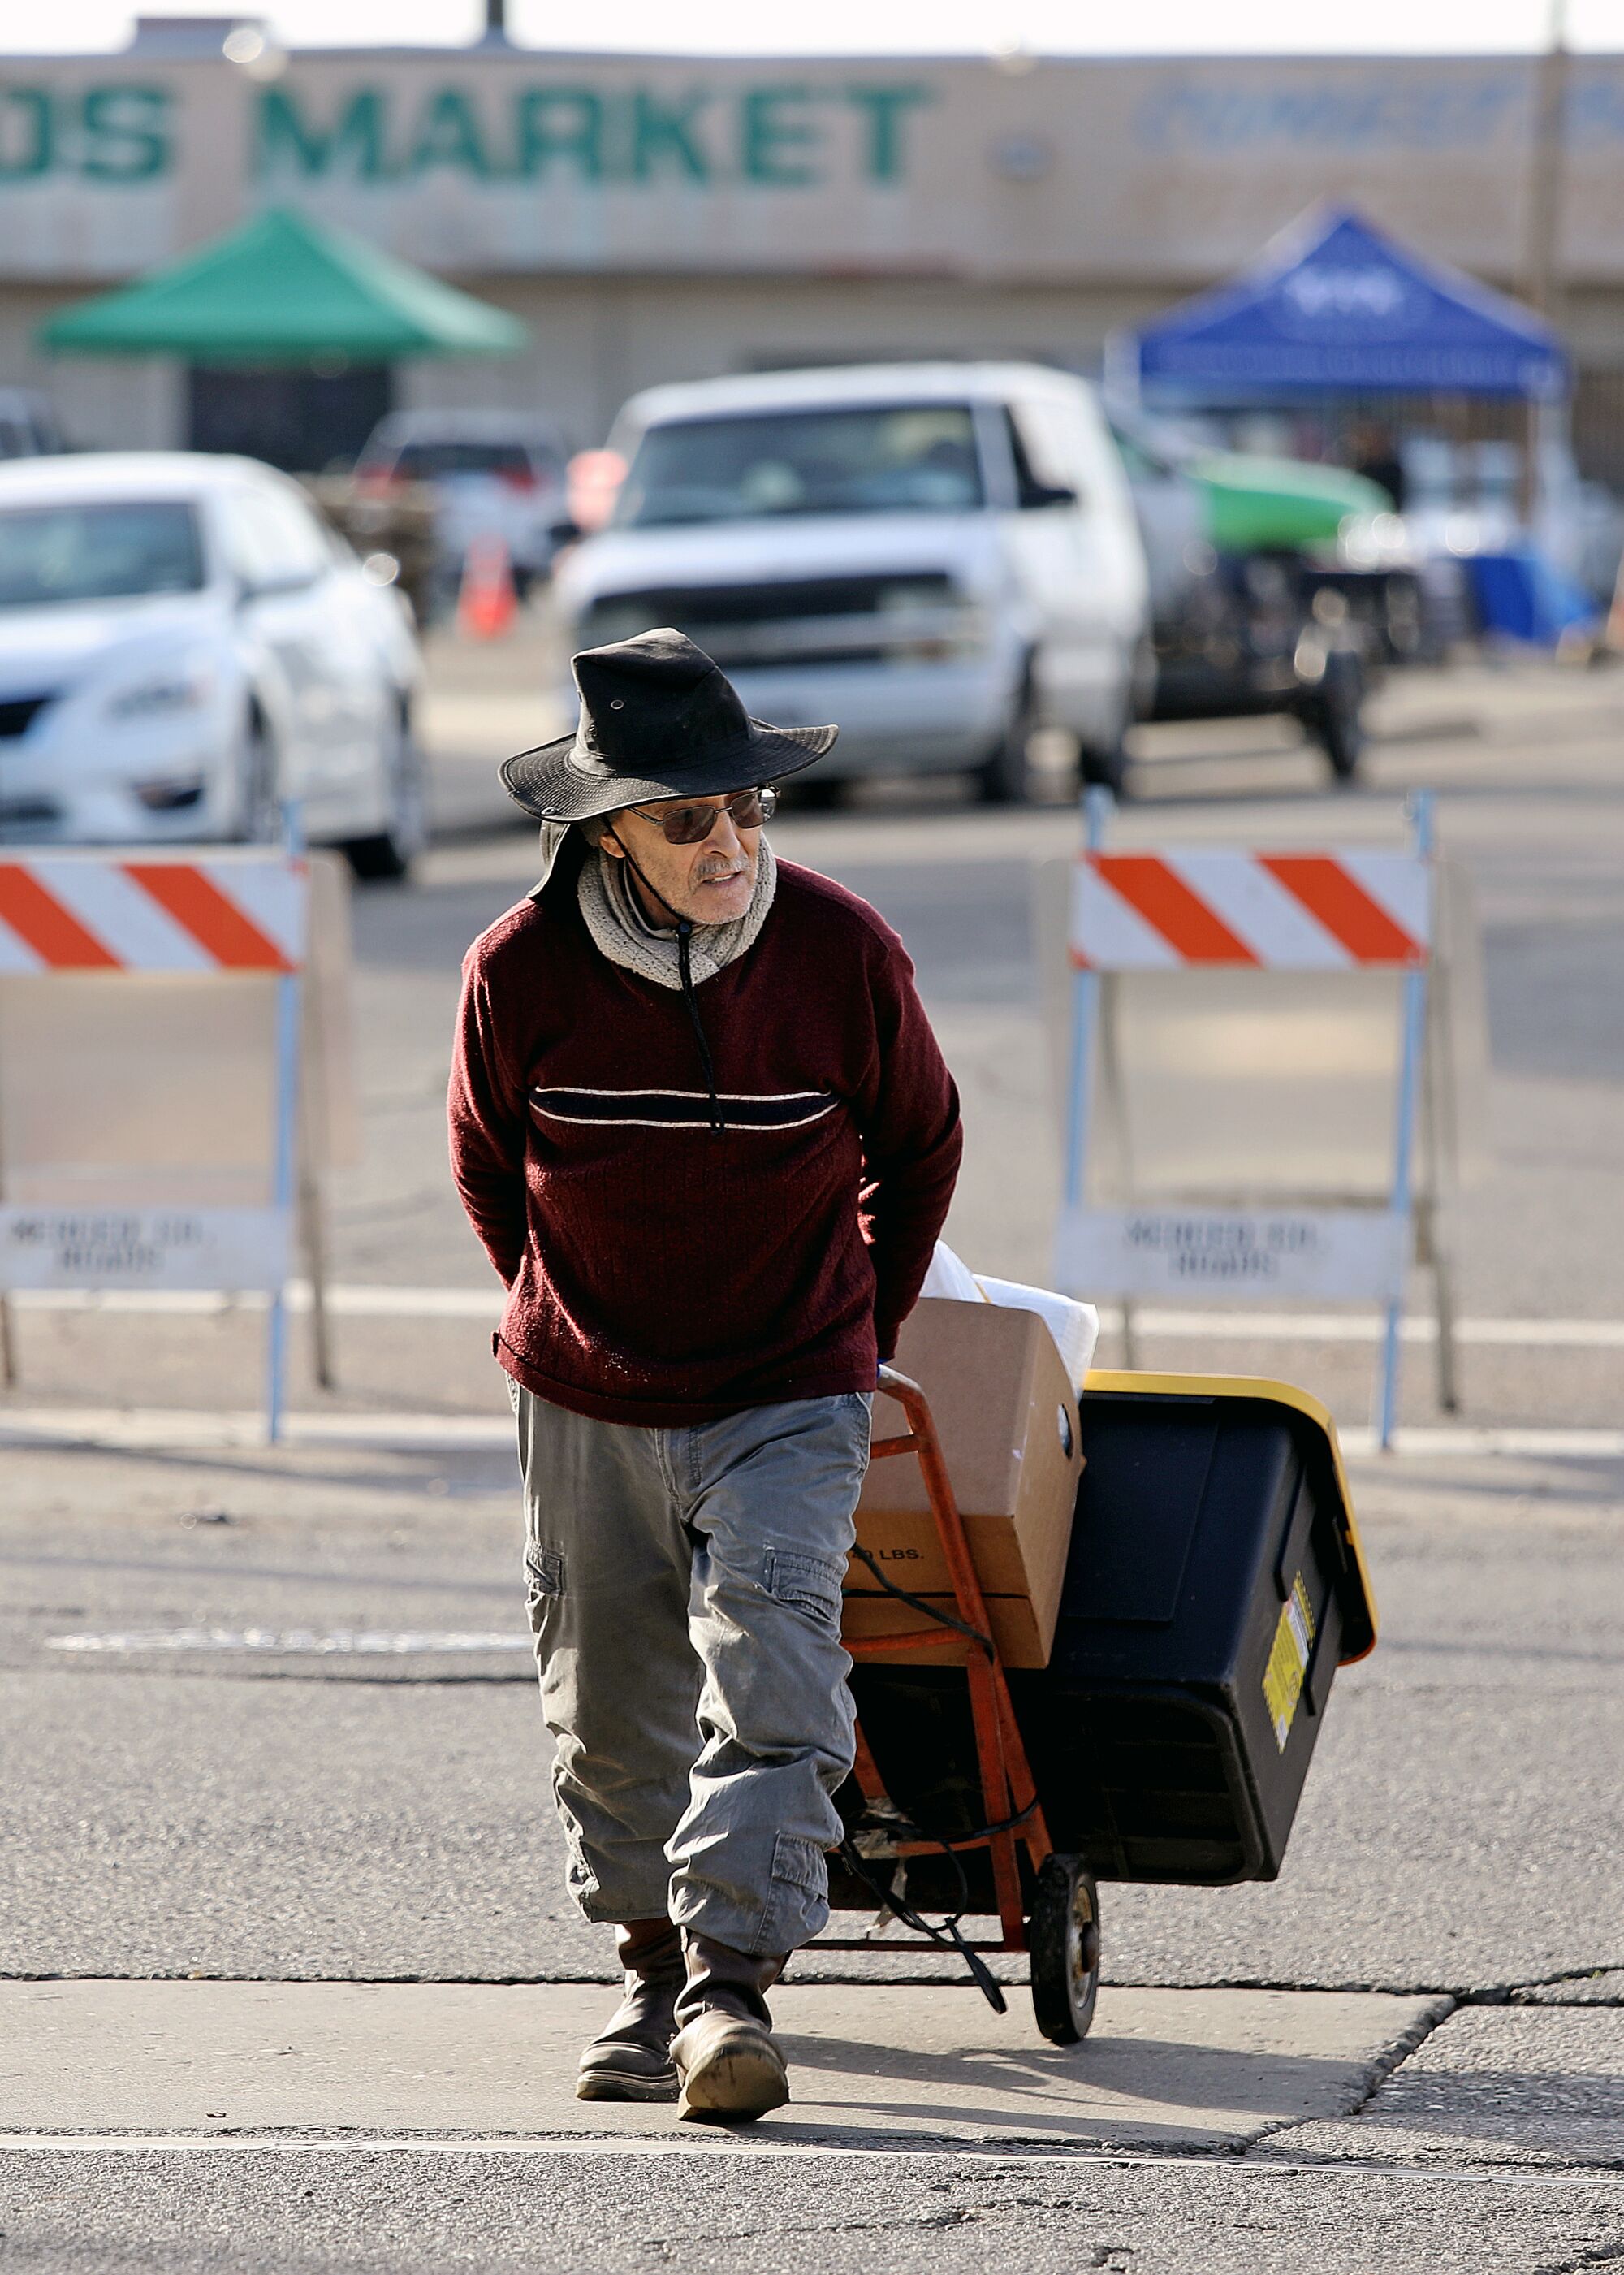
[553,363,1151,800]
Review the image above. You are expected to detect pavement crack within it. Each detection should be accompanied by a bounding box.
[1496,1966,1624,2008]
[1242,1993,1456,2156]
[638,2211,974,2257]
[1113,1969,1624,2004]
[1532,2248,1624,2275]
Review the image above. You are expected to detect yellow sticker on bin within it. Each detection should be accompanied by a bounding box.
[1263,1574,1317,1751]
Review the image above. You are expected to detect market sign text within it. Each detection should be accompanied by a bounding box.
[257,83,931,186]
[0,80,932,188]
[0,86,168,180]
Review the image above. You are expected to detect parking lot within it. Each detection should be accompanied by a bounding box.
[2,639,1622,2269]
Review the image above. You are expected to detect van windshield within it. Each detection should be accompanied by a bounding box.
[615,405,984,528]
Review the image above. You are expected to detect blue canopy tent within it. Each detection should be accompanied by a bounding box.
[1114,205,1587,642]
[1119,205,1569,404]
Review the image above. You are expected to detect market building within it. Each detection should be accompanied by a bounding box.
[6,23,1624,474]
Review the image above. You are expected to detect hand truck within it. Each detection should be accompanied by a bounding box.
[814,1363,1101,2046]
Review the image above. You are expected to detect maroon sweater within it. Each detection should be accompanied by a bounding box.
[447,850,962,1426]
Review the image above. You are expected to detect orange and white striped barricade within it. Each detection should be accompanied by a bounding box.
[1056,790,1436,1449]
[0,843,309,1441]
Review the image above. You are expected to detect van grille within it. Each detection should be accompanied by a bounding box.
[578,573,959,671]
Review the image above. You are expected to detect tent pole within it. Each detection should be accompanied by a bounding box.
[1520,0,1571,528]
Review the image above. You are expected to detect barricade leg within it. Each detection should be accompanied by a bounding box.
[300,1165,335,1393]
[1417,1196,1461,1414]
[266,806,306,1445]
[266,968,303,1444]
[1375,793,1435,1451]
[1058,785,1111,1299]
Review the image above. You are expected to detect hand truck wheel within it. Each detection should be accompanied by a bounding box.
[1028,1853,1100,2046]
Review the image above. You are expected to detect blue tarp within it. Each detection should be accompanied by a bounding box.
[1126,205,1569,403]
[1466,550,1599,646]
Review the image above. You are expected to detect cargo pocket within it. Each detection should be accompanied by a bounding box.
[762,1547,844,1629]
[764,1831,829,1949]
[524,1543,566,1617]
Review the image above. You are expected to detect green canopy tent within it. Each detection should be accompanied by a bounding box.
[37,205,526,362]
[37,206,527,469]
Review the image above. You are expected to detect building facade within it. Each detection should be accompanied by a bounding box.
[5,32,1624,465]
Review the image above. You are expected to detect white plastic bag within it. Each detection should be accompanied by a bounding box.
[973,1275,1099,1395]
[918,1239,986,1304]
[917,1242,1099,1394]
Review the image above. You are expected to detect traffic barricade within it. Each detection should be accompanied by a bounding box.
[1048,788,1471,1447]
[0,840,353,1440]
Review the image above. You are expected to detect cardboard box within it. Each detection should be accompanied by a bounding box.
[841,1589,1051,1667]
[843,1299,1083,1668]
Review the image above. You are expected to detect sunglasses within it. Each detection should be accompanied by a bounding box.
[623,787,778,846]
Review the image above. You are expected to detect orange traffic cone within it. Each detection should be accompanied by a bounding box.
[457,534,518,642]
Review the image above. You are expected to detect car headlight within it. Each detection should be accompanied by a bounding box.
[883,595,991,661]
[106,665,216,722]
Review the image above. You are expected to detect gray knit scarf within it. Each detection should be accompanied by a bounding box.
[577,837,777,990]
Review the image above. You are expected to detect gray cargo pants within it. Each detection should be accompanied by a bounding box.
[512,1381,871,1958]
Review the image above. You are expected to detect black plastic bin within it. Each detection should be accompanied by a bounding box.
[844,1371,1376,1906]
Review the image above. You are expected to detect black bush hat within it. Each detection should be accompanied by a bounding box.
[499,626,837,823]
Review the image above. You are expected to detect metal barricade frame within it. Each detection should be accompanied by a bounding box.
[1056,788,1444,1449]
[0,818,312,1441]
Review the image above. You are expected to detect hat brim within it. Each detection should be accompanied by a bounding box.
[499,718,838,824]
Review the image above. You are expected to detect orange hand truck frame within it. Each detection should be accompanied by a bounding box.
[814,1362,1101,2045]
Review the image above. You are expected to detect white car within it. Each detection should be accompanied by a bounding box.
[556,363,1151,801]
[0,452,425,876]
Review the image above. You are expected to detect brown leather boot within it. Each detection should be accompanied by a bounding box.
[576,1918,685,2102]
[670,1932,790,2123]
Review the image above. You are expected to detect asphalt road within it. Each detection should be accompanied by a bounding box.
[3,653,1622,2267]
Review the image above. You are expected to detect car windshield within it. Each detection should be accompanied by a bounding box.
[0,500,205,610]
[615,405,985,528]
[388,441,542,480]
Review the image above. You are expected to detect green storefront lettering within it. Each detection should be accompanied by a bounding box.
[740,85,821,185]
[844,84,932,182]
[514,88,603,180]
[80,87,170,181]
[630,89,710,182]
[0,88,52,181]
[0,85,173,184]
[0,73,930,193]
[257,87,391,180]
[407,87,493,179]
[249,79,929,193]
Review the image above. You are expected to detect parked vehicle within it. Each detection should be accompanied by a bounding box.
[0,389,67,461]
[0,452,423,876]
[1115,421,1374,782]
[553,364,1151,801]
[355,410,569,601]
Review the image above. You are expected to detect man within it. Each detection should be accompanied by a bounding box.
[448,628,961,2122]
